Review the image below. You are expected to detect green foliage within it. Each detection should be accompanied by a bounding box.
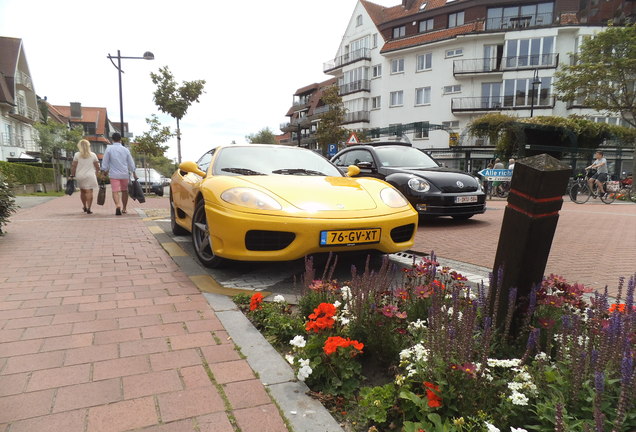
[246,127,278,144]
[0,172,18,235]
[150,66,206,121]
[314,85,348,154]
[132,114,172,158]
[0,161,54,185]
[357,383,398,424]
[34,122,83,160]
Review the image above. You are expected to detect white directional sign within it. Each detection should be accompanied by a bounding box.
[478,168,513,181]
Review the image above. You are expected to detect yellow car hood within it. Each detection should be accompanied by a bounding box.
[240,175,378,211]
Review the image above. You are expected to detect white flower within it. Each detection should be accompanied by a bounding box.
[509,391,529,406]
[273,295,286,303]
[340,286,351,300]
[333,300,341,308]
[338,316,350,326]
[507,382,524,391]
[534,352,548,361]
[290,335,306,348]
[487,358,521,368]
[485,422,500,432]
[511,428,528,432]
[298,358,310,367]
[297,364,313,381]
[285,354,295,365]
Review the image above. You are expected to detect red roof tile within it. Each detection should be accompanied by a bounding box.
[381,21,478,53]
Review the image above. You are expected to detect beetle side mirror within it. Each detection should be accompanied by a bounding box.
[179,161,206,177]
[346,165,361,177]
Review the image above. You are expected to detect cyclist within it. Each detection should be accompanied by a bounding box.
[586,150,608,197]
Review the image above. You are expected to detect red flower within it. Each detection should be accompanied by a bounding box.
[305,303,337,332]
[323,336,364,355]
[537,317,556,329]
[249,293,264,311]
[423,381,442,408]
[609,303,635,314]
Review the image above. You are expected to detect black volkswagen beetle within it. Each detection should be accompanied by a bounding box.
[331,143,486,220]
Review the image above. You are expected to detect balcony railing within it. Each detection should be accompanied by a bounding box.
[343,110,370,124]
[339,79,371,96]
[15,71,33,90]
[11,103,39,121]
[323,48,371,73]
[486,12,553,30]
[0,132,25,148]
[454,53,558,75]
[451,96,555,112]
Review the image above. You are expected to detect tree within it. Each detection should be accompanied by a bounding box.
[131,115,173,191]
[150,66,205,164]
[246,127,277,144]
[33,121,83,192]
[553,24,636,175]
[314,85,348,155]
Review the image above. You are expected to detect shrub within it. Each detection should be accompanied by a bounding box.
[0,172,18,235]
[0,161,54,185]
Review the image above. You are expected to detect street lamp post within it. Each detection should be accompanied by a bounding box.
[107,50,154,139]
[529,69,541,118]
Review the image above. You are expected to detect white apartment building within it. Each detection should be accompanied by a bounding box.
[322,0,629,152]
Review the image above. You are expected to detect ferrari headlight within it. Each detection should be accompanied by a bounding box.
[380,187,409,208]
[408,177,430,192]
[221,188,282,210]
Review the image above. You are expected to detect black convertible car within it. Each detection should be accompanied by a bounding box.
[331,143,486,219]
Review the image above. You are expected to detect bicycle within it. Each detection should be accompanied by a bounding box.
[569,170,617,204]
[492,181,510,198]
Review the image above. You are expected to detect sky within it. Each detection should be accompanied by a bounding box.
[0,0,399,162]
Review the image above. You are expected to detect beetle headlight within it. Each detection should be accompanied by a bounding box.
[408,177,430,192]
[380,187,409,208]
[221,187,282,210]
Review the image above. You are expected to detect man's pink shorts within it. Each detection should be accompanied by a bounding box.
[110,178,129,192]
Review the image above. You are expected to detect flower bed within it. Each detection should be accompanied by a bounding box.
[234,254,635,432]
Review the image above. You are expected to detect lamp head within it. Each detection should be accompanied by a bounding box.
[143,51,155,60]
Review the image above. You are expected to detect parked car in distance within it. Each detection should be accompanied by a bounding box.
[331,143,486,220]
[134,168,165,196]
[169,144,418,268]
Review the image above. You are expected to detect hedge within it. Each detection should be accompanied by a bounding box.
[0,161,54,184]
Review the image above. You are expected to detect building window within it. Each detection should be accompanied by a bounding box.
[449,11,464,28]
[415,87,431,105]
[502,77,552,107]
[504,36,555,68]
[486,2,554,30]
[391,58,405,74]
[442,120,460,129]
[371,96,381,109]
[372,64,382,78]
[372,33,378,48]
[416,53,432,71]
[443,84,462,94]
[390,91,404,107]
[445,48,463,58]
[419,18,434,32]
[356,14,363,26]
[415,121,430,139]
[393,25,406,39]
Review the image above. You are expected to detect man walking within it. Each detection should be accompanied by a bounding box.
[101,132,137,215]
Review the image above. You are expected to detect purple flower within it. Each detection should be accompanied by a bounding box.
[621,354,634,387]
[594,371,604,395]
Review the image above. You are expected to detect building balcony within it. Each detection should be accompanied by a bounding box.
[323,48,371,74]
[485,12,552,31]
[454,53,558,75]
[339,79,371,96]
[14,71,33,90]
[10,104,39,122]
[342,110,370,124]
[451,96,555,113]
[280,118,312,133]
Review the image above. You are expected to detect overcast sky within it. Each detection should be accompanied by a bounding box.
[1,0,398,162]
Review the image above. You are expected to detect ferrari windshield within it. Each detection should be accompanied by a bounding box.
[375,146,439,168]
[213,146,343,177]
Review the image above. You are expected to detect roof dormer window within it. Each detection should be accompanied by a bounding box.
[393,25,406,39]
[420,2,427,10]
[356,14,363,26]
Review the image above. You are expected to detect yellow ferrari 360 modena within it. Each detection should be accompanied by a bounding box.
[169,144,418,268]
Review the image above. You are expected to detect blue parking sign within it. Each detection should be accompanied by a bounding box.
[327,144,338,157]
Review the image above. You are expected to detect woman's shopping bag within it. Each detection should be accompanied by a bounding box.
[65,179,75,196]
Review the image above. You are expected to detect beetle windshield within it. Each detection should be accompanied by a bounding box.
[374,146,439,168]
[213,146,343,177]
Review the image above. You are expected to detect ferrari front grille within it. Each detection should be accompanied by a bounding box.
[245,230,296,251]
[390,223,415,243]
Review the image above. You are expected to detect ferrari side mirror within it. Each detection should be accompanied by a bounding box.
[179,161,206,177]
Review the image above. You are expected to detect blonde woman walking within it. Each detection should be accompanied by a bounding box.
[70,139,100,214]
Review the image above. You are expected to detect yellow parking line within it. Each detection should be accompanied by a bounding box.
[148,225,164,234]
[189,274,271,297]
[161,242,188,257]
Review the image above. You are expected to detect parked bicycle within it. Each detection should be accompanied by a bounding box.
[569,169,618,204]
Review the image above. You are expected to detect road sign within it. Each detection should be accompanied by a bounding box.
[478,168,513,181]
[327,143,338,157]
[346,133,359,145]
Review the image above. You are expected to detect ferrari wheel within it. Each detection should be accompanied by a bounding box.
[192,199,226,268]
[169,190,188,235]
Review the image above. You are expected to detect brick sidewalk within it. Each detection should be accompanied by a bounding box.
[0,193,289,432]
[412,198,636,297]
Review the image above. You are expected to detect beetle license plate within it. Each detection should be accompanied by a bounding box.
[455,196,478,204]
[320,228,381,246]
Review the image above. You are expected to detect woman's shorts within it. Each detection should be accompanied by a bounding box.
[110,178,129,192]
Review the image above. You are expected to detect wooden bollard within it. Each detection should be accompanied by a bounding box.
[490,154,571,331]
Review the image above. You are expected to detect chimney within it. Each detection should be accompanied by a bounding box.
[70,102,81,118]
[402,0,416,9]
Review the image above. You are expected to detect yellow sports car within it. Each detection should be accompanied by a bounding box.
[169,144,418,268]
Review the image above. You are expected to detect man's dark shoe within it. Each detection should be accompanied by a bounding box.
[116,208,122,216]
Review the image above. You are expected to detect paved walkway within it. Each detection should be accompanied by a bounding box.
[0,193,300,432]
